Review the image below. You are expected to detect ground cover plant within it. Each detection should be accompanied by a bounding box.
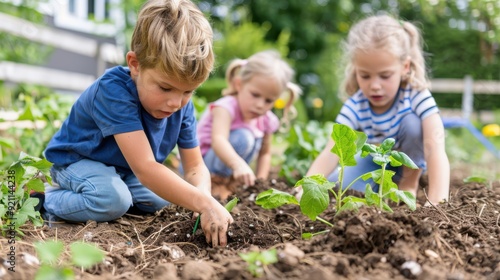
[0,164,498,279]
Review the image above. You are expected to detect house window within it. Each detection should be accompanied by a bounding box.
[66,0,110,21]
[54,0,118,36]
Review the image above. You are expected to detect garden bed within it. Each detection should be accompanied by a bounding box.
[2,169,499,280]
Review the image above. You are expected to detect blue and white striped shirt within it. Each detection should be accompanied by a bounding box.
[336,85,439,145]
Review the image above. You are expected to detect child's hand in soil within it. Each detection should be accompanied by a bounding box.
[232,163,256,187]
[199,198,234,247]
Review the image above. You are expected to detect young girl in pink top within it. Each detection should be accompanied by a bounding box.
[196,50,301,187]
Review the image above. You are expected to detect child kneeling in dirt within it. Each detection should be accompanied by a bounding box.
[42,0,233,247]
[193,50,301,198]
[297,15,450,206]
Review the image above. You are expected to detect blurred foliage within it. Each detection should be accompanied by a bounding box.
[201,0,500,119]
[197,18,291,103]
[0,1,52,64]
[0,85,73,168]
[277,120,334,184]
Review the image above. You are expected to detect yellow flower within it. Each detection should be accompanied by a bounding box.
[312,98,323,109]
[274,98,286,109]
[482,124,500,137]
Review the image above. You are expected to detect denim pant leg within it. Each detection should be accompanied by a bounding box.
[327,153,381,193]
[120,172,170,213]
[203,128,262,177]
[44,159,133,222]
[395,113,426,171]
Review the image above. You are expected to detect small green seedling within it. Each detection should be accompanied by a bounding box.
[35,240,105,280]
[192,197,239,235]
[0,152,52,236]
[256,123,418,238]
[238,248,278,278]
[361,137,418,212]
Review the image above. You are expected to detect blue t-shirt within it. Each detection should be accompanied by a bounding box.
[44,66,199,174]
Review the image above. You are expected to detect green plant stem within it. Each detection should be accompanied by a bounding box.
[341,173,369,197]
[379,163,387,210]
[336,166,344,211]
[311,229,330,237]
[315,216,334,227]
[192,215,200,235]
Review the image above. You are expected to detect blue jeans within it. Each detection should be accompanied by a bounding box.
[44,159,169,222]
[328,113,425,192]
[200,128,262,177]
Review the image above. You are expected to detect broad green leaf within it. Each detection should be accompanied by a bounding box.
[354,131,368,152]
[394,190,417,211]
[35,265,74,280]
[390,151,418,169]
[8,162,25,186]
[26,178,45,192]
[382,180,398,200]
[330,123,358,167]
[380,138,395,153]
[372,154,390,165]
[297,175,333,220]
[224,197,239,212]
[14,197,40,227]
[361,143,377,157]
[381,201,393,213]
[338,196,366,213]
[70,242,105,268]
[463,176,487,183]
[35,240,64,264]
[30,158,53,171]
[364,184,381,206]
[255,189,299,209]
[360,171,373,181]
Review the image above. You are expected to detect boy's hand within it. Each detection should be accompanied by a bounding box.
[200,198,234,247]
[232,163,256,186]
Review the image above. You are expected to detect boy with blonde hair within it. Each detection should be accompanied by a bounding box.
[43,0,233,247]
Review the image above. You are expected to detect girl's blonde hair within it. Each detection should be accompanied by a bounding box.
[223,50,302,131]
[131,0,214,84]
[340,14,428,98]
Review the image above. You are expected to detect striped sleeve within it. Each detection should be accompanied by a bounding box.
[411,89,439,119]
[335,99,358,129]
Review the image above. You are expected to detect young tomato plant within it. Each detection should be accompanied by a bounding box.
[35,240,105,280]
[0,152,52,236]
[361,137,418,212]
[256,123,418,238]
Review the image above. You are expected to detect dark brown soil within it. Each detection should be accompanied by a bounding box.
[1,170,499,280]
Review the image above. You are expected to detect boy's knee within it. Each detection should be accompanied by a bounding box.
[93,190,132,220]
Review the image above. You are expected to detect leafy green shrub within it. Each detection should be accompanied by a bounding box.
[0,152,52,236]
[0,87,73,168]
